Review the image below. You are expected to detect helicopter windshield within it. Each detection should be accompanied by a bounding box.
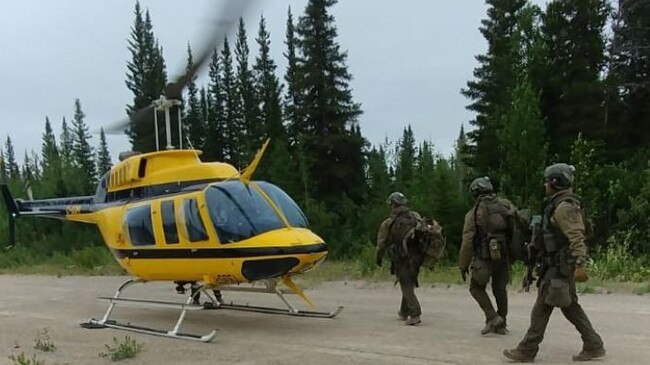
[205,181,285,243]
[252,181,308,228]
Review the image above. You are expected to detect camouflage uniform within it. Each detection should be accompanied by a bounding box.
[514,189,603,357]
[376,204,423,322]
[505,163,605,362]
[459,193,515,332]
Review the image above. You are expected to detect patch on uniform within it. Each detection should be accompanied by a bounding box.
[565,205,581,224]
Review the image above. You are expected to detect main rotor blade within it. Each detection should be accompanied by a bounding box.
[100,0,258,135]
[164,0,258,99]
[102,104,155,135]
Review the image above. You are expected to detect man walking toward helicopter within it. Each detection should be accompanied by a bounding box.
[375,192,424,326]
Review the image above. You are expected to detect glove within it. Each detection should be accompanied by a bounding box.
[461,269,468,282]
[376,256,382,267]
[574,265,589,283]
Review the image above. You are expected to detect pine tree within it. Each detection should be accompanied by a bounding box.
[184,44,204,151]
[22,151,35,189]
[394,126,416,195]
[284,6,303,144]
[4,136,20,180]
[96,128,112,176]
[454,125,471,194]
[609,0,650,159]
[295,0,365,205]
[411,141,436,216]
[41,117,65,197]
[254,15,285,142]
[204,49,224,161]
[540,0,609,159]
[366,146,391,202]
[41,117,59,171]
[220,36,243,166]
[125,2,167,152]
[461,0,528,177]
[235,18,260,160]
[59,117,73,167]
[498,75,547,208]
[71,99,96,194]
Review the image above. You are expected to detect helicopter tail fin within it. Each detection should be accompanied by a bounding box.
[240,139,270,182]
[0,152,19,217]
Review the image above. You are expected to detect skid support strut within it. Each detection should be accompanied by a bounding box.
[80,279,216,342]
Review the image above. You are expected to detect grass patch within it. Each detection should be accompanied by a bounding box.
[633,283,650,295]
[99,336,143,361]
[33,328,55,352]
[0,246,123,276]
[8,353,44,365]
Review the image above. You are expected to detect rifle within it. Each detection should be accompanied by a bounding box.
[522,215,542,292]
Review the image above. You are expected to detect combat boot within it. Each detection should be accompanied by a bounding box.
[503,348,535,363]
[405,315,421,326]
[572,347,605,362]
[481,315,505,335]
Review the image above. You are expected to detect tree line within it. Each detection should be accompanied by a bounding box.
[2,0,650,261]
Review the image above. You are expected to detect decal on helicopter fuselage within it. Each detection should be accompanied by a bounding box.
[66,205,82,215]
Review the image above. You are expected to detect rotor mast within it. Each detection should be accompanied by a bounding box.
[152,95,183,151]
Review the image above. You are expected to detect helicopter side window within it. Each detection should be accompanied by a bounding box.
[205,181,285,243]
[183,198,208,242]
[253,181,309,228]
[126,205,155,246]
[161,200,179,244]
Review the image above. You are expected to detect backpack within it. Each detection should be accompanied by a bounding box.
[386,210,420,260]
[404,217,446,270]
[509,208,532,262]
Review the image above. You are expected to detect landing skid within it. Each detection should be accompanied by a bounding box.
[80,277,342,342]
[80,279,217,342]
[204,301,344,318]
[201,278,343,318]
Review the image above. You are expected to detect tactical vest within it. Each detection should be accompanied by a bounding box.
[474,195,511,261]
[541,192,586,268]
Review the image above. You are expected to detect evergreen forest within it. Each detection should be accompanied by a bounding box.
[1,0,650,274]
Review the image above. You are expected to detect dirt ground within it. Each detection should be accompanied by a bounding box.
[0,275,649,364]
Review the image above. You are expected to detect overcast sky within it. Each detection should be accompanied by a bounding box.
[0,0,547,164]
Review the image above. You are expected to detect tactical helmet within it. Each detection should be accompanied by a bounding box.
[544,163,575,189]
[387,192,408,206]
[469,177,493,197]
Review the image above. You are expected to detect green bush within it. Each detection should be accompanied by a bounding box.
[8,353,44,365]
[100,336,143,361]
[591,233,650,282]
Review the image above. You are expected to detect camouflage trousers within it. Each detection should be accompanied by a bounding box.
[516,273,604,356]
[394,263,421,317]
[469,259,509,324]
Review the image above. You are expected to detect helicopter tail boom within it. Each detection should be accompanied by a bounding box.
[0,183,96,220]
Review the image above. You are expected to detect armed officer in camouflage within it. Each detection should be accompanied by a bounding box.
[504,163,605,362]
[459,177,516,335]
[376,192,423,326]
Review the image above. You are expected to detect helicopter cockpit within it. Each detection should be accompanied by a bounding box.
[205,181,308,244]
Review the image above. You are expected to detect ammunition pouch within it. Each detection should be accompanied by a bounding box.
[545,278,572,308]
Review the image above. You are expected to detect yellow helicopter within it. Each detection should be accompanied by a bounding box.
[0,0,341,342]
